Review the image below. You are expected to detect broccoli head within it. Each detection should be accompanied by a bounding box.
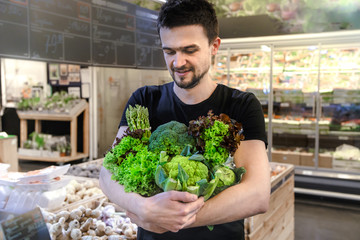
[148,121,195,155]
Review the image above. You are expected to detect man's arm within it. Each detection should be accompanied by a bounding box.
[189,139,271,227]
[99,126,205,233]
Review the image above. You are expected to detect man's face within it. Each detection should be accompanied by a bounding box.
[160,25,217,89]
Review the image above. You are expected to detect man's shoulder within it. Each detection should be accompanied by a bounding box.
[217,84,256,100]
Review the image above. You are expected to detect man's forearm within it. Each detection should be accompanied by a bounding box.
[189,140,271,227]
[189,177,270,227]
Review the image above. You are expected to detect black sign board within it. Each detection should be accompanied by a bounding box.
[0,208,51,240]
[0,0,165,69]
[0,1,29,57]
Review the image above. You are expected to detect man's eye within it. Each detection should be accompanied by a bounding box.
[185,48,197,54]
[164,50,175,55]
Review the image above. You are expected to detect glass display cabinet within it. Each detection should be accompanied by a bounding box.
[212,30,360,198]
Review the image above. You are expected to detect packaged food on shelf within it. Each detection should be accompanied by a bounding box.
[18,164,70,184]
[0,164,71,214]
[4,187,66,214]
[333,144,360,161]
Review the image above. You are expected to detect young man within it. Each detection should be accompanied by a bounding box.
[99,0,270,239]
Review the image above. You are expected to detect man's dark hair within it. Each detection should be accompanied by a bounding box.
[157,0,219,44]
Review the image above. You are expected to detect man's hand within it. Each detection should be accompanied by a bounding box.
[127,191,204,233]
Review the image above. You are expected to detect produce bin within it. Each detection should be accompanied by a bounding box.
[271,150,300,165]
[245,162,294,240]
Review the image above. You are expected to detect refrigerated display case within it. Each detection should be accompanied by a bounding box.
[212,30,360,199]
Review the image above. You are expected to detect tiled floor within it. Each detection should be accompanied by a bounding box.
[18,160,360,240]
[295,194,360,240]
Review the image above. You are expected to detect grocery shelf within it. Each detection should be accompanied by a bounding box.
[295,167,360,196]
[295,167,360,180]
[294,187,360,201]
[214,31,360,196]
[17,100,89,163]
[17,153,88,163]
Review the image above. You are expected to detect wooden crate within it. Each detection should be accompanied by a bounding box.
[319,153,332,168]
[272,150,300,165]
[300,152,315,167]
[245,165,294,240]
[332,158,360,172]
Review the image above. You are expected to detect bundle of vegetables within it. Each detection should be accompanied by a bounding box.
[103,105,246,200]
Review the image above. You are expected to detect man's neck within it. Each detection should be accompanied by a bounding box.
[173,77,217,105]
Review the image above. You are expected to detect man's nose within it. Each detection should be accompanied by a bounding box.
[173,52,186,68]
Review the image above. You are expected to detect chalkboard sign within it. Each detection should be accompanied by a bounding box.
[92,6,135,30]
[0,1,29,57]
[0,1,27,24]
[0,207,51,240]
[137,45,152,67]
[93,40,116,65]
[93,24,135,43]
[136,32,161,47]
[117,43,136,66]
[30,29,64,60]
[0,0,166,69]
[0,22,28,57]
[153,47,166,68]
[64,35,91,63]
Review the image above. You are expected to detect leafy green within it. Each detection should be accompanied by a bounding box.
[113,147,161,197]
[188,111,244,169]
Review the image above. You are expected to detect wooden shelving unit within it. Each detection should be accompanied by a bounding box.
[17,100,89,163]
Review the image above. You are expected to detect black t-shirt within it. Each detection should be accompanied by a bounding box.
[119,82,267,240]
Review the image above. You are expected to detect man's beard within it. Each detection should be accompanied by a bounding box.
[171,65,209,89]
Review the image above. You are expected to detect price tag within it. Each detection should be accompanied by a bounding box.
[339,136,349,140]
[302,170,313,176]
[1,208,51,240]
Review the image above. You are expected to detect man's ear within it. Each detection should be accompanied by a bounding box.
[211,37,221,55]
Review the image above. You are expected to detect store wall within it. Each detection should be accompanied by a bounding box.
[95,67,170,157]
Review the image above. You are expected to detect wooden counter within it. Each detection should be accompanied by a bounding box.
[245,162,295,240]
